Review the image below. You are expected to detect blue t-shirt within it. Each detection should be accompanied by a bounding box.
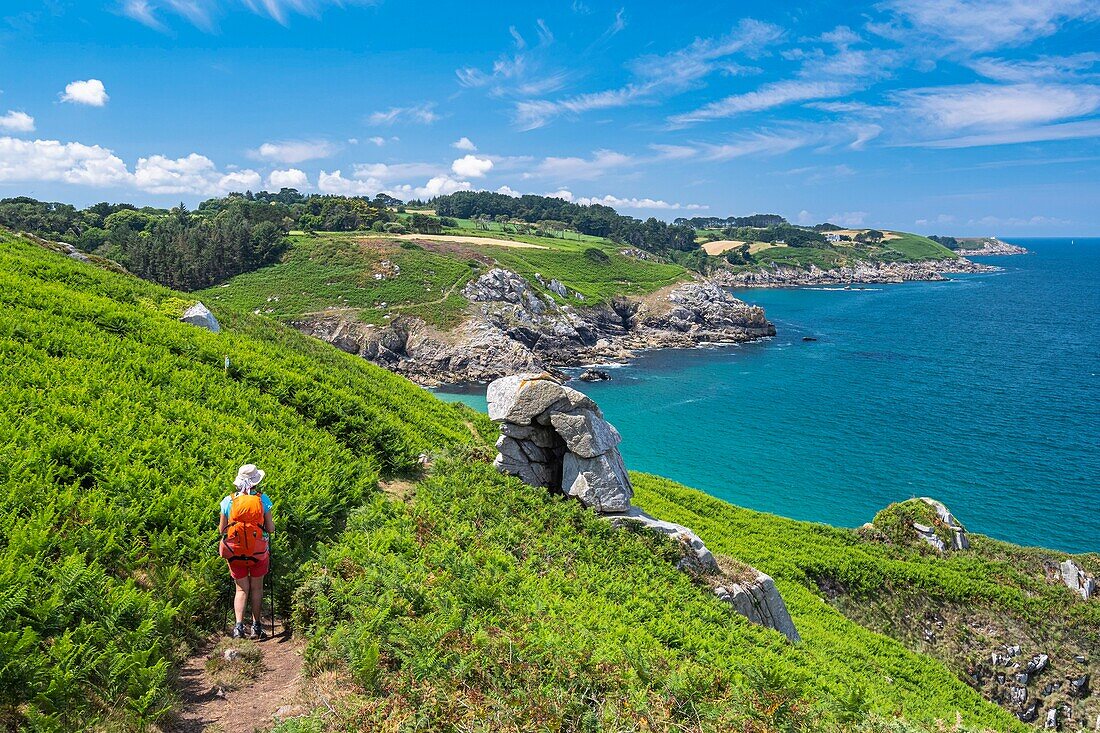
[220,492,273,518]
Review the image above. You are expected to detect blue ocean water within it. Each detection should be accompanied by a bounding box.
[438,238,1099,554]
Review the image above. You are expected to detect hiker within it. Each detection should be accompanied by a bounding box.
[218,464,274,639]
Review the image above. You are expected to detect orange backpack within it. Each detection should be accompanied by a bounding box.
[219,492,269,564]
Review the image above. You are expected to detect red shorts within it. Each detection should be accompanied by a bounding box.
[228,555,269,580]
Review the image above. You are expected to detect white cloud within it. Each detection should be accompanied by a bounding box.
[966,53,1100,82]
[0,136,131,186]
[60,79,109,107]
[649,144,698,160]
[546,189,574,201]
[266,168,309,189]
[317,170,380,195]
[134,153,260,194]
[496,185,523,196]
[881,0,1100,51]
[0,111,35,133]
[700,131,814,160]
[368,103,438,126]
[911,119,1100,148]
[386,176,472,200]
[0,134,264,195]
[451,154,494,178]
[511,18,783,129]
[120,0,376,31]
[249,139,337,164]
[829,211,868,227]
[527,149,633,180]
[669,80,852,126]
[573,194,707,211]
[895,83,1100,132]
[352,162,444,181]
[795,210,815,225]
[452,136,477,151]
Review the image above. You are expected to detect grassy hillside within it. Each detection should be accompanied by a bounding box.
[2,230,1077,733]
[710,230,957,271]
[199,231,687,329]
[0,230,482,730]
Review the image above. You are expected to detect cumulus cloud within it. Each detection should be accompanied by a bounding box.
[134,153,260,194]
[352,162,444,181]
[266,168,309,189]
[317,170,380,195]
[0,134,266,195]
[496,185,523,196]
[0,111,35,133]
[386,176,472,199]
[60,79,109,107]
[451,154,493,178]
[0,136,131,186]
[572,194,706,210]
[452,136,477,151]
[249,139,337,164]
[368,103,438,126]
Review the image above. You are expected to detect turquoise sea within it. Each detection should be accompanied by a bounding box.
[437,238,1099,554]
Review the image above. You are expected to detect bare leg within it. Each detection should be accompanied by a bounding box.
[250,575,265,625]
[233,576,250,624]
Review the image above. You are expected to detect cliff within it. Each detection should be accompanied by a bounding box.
[713,257,997,287]
[295,268,775,385]
[955,238,1030,256]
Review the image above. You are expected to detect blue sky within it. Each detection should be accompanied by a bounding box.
[1,0,1098,234]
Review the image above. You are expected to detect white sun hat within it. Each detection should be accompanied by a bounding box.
[234,464,266,491]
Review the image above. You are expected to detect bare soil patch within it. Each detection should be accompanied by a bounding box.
[701,240,747,256]
[391,233,549,249]
[168,619,304,733]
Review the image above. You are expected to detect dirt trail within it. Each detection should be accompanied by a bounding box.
[169,619,305,733]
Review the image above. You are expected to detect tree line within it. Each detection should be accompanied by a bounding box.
[431,191,698,252]
[673,214,787,229]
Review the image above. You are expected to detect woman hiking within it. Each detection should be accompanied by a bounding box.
[218,464,274,639]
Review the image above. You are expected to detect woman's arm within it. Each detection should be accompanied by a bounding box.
[263,509,274,534]
[218,511,227,533]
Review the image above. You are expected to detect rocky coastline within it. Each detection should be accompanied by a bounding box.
[294,268,775,386]
[712,257,998,287]
[954,238,1029,257]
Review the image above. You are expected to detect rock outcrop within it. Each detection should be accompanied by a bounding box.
[487,373,800,642]
[181,302,221,333]
[713,258,997,287]
[916,497,969,551]
[296,269,774,386]
[1060,559,1097,601]
[954,238,1029,256]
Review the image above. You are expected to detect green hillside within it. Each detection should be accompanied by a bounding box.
[199,231,687,329]
[1,229,1076,732]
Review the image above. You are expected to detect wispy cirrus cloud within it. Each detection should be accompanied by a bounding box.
[894,83,1100,131]
[670,80,854,126]
[510,18,784,129]
[456,20,570,99]
[965,53,1100,82]
[524,149,634,180]
[875,0,1100,52]
[119,0,377,31]
[367,103,439,126]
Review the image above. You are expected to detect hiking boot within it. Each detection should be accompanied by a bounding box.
[251,621,267,640]
[231,622,245,639]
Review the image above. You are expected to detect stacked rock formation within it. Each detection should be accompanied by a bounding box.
[487,372,800,642]
[487,373,631,512]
